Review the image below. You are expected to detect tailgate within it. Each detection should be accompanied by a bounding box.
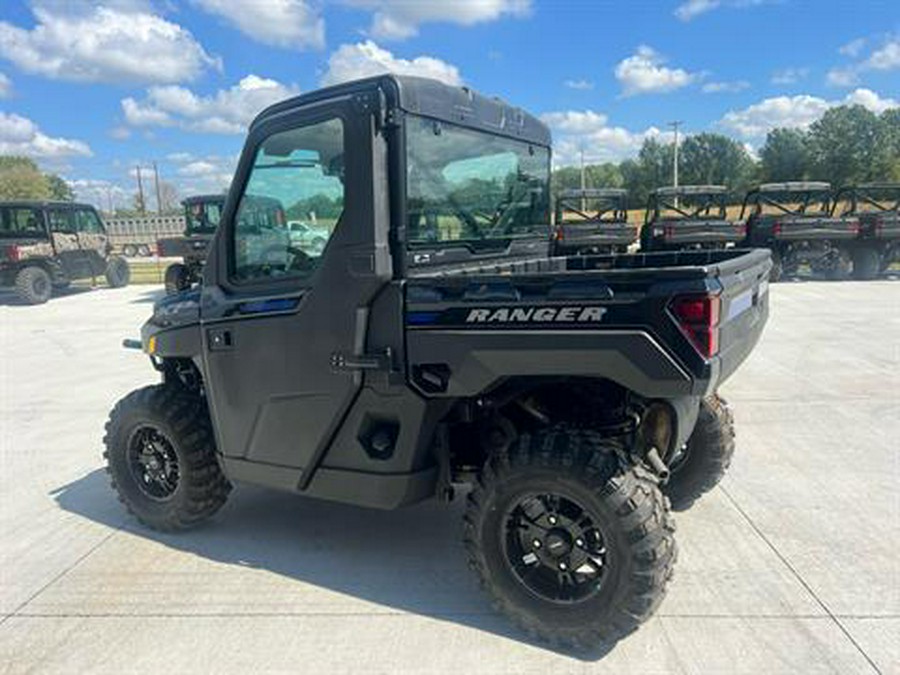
[559,223,636,246]
[659,220,745,244]
[775,217,859,240]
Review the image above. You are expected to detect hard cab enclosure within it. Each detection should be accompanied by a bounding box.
[138,75,770,510]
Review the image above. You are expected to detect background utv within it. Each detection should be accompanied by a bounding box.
[105,75,769,649]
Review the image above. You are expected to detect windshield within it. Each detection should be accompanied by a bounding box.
[185,200,224,234]
[405,116,550,247]
[654,193,727,221]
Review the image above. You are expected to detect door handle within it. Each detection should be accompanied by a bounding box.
[208,328,233,351]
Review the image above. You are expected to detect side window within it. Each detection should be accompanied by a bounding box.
[47,209,73,233]
[232,117,345,283]
[74,209,104,233]
[1,208,44,236]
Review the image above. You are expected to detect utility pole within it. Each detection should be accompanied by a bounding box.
[135,165,146,214]
[153,161,163,215]
[669,121,683,207]
[579,143,586,212]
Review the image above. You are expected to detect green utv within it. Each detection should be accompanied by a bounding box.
[832,183,899,280]
[158,195,225,295]
[0,201,129,304]
[105,76,769,648]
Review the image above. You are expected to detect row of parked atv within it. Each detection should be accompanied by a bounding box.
[552,182,899,282]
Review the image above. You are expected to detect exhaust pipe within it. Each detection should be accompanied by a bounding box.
[645,446,670,482]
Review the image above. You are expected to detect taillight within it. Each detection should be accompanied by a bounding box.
[554,225,564,242]
[736,224,746,237]
[4,245,20,262]
[772,222,782,236]
[849,219,860,235]
[670,294,721,359]
[664,225,675,238]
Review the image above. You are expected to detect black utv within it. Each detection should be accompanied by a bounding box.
[550,188,636,255]
[158,195,225,294]
[833,183,899,280]
[0,201,129,304]
[104,75,770,649]
[640,185,745,253]
[741,181,859,282]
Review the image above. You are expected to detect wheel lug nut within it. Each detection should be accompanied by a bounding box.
[533,539,541,549]
[559,562,567,571]
[548,516,557,525]
[575,538,584,547]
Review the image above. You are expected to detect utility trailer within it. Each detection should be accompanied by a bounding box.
[832,183,899,280]
[640,185,745,253]
[105,75,769,649]
[550,187,636,255]
[104,214,185,257]
[741,181,859,281]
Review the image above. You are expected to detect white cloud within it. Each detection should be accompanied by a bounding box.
[192,0,324,50]
[674,0,719,21]
[828,36,900,87]
[0,111,92,158]
[109,126,132,140]
[321,41,463,87]
[541,109,669,166]
[0,72,11,98]
[771,67,809,85]
[564,79,594,90]
[166,152,236,193]
[68,178,131,211]
[702,80,750,93]
[614,45,701,96]
[0,5,219,84]
[719,88,899,139]
[675,0,766,21]
[839,38,867,57]
[345,0,531,40]
[122,75,299,134]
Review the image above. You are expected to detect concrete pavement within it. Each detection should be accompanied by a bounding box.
[0,281,897,673]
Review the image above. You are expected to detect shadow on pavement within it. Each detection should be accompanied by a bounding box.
[52,469,616,661]
[129,287,166,304]
[0,285,97,307]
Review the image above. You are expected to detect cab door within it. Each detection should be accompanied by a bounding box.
[47,207,91,279]
[200,94,392,477]
[73,207,109,275]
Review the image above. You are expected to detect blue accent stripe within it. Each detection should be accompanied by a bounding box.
[407,311,441,325]
[239,298,299,314]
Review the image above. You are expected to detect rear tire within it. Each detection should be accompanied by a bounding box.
[768,247,783,282]
[138,244,152,257]
[663,395,735,511]
[123,244,137,258]
[825,248,852,281]
[164,262,192,294]
[14,266,52,304]
[105,256,130,288]
[464,426,676,648]
[852,247,881,281]
[104,385,231,531]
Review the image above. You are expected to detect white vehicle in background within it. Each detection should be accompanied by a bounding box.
[287,218,331,255]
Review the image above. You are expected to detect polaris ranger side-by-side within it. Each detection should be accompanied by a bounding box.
[158,195,225,294]
[0,201,130,304]
[105,76,770,648]
[640,185,746,253]
[833,183,899,280]
[741,182,859,282]
[551,188,636,255]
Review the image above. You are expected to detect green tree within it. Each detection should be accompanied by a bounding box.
[0,156,51,200]
[808,105,887,185]
[45,173,74,201]
[878,109,900,180]
[680,133,755,194]
[619,138,674,209]
[760,128,811,182]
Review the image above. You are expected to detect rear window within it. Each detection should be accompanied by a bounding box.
[0,207,45,238]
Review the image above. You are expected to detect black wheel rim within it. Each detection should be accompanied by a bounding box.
[33,275,49,297]
[127,425,180,500]
[502,492,609,604]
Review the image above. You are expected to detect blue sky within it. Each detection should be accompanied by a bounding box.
[0,0,897,209]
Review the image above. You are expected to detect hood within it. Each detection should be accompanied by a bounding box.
[150,287,201,328]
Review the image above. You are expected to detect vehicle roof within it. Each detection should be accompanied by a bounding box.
[846,182,900,190]
[182,194,227,206]
[653,185,727,195]
[254,74,552,147]
[558,188,627,198]
[753,181,831,192]
[0,200,97,209]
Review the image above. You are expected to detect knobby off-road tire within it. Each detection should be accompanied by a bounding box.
[663,395,735,511]
[105,256,130,288]
[14,266,52,304]
[164,263,192,295]
[464,426,676,648]
[825,248,852,281]
[768,247,783,282]
[852,247,881,281]
[104,385,231,531]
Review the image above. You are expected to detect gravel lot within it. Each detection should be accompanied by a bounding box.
[0,281,897,674]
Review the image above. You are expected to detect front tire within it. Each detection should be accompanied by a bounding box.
[105,256,130,288]
[852,246,881,281]
[104,385,231,531]
[14,266,52,304]
[464,427,676,648]
[164,262,192,294]
[663,395,735,511]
